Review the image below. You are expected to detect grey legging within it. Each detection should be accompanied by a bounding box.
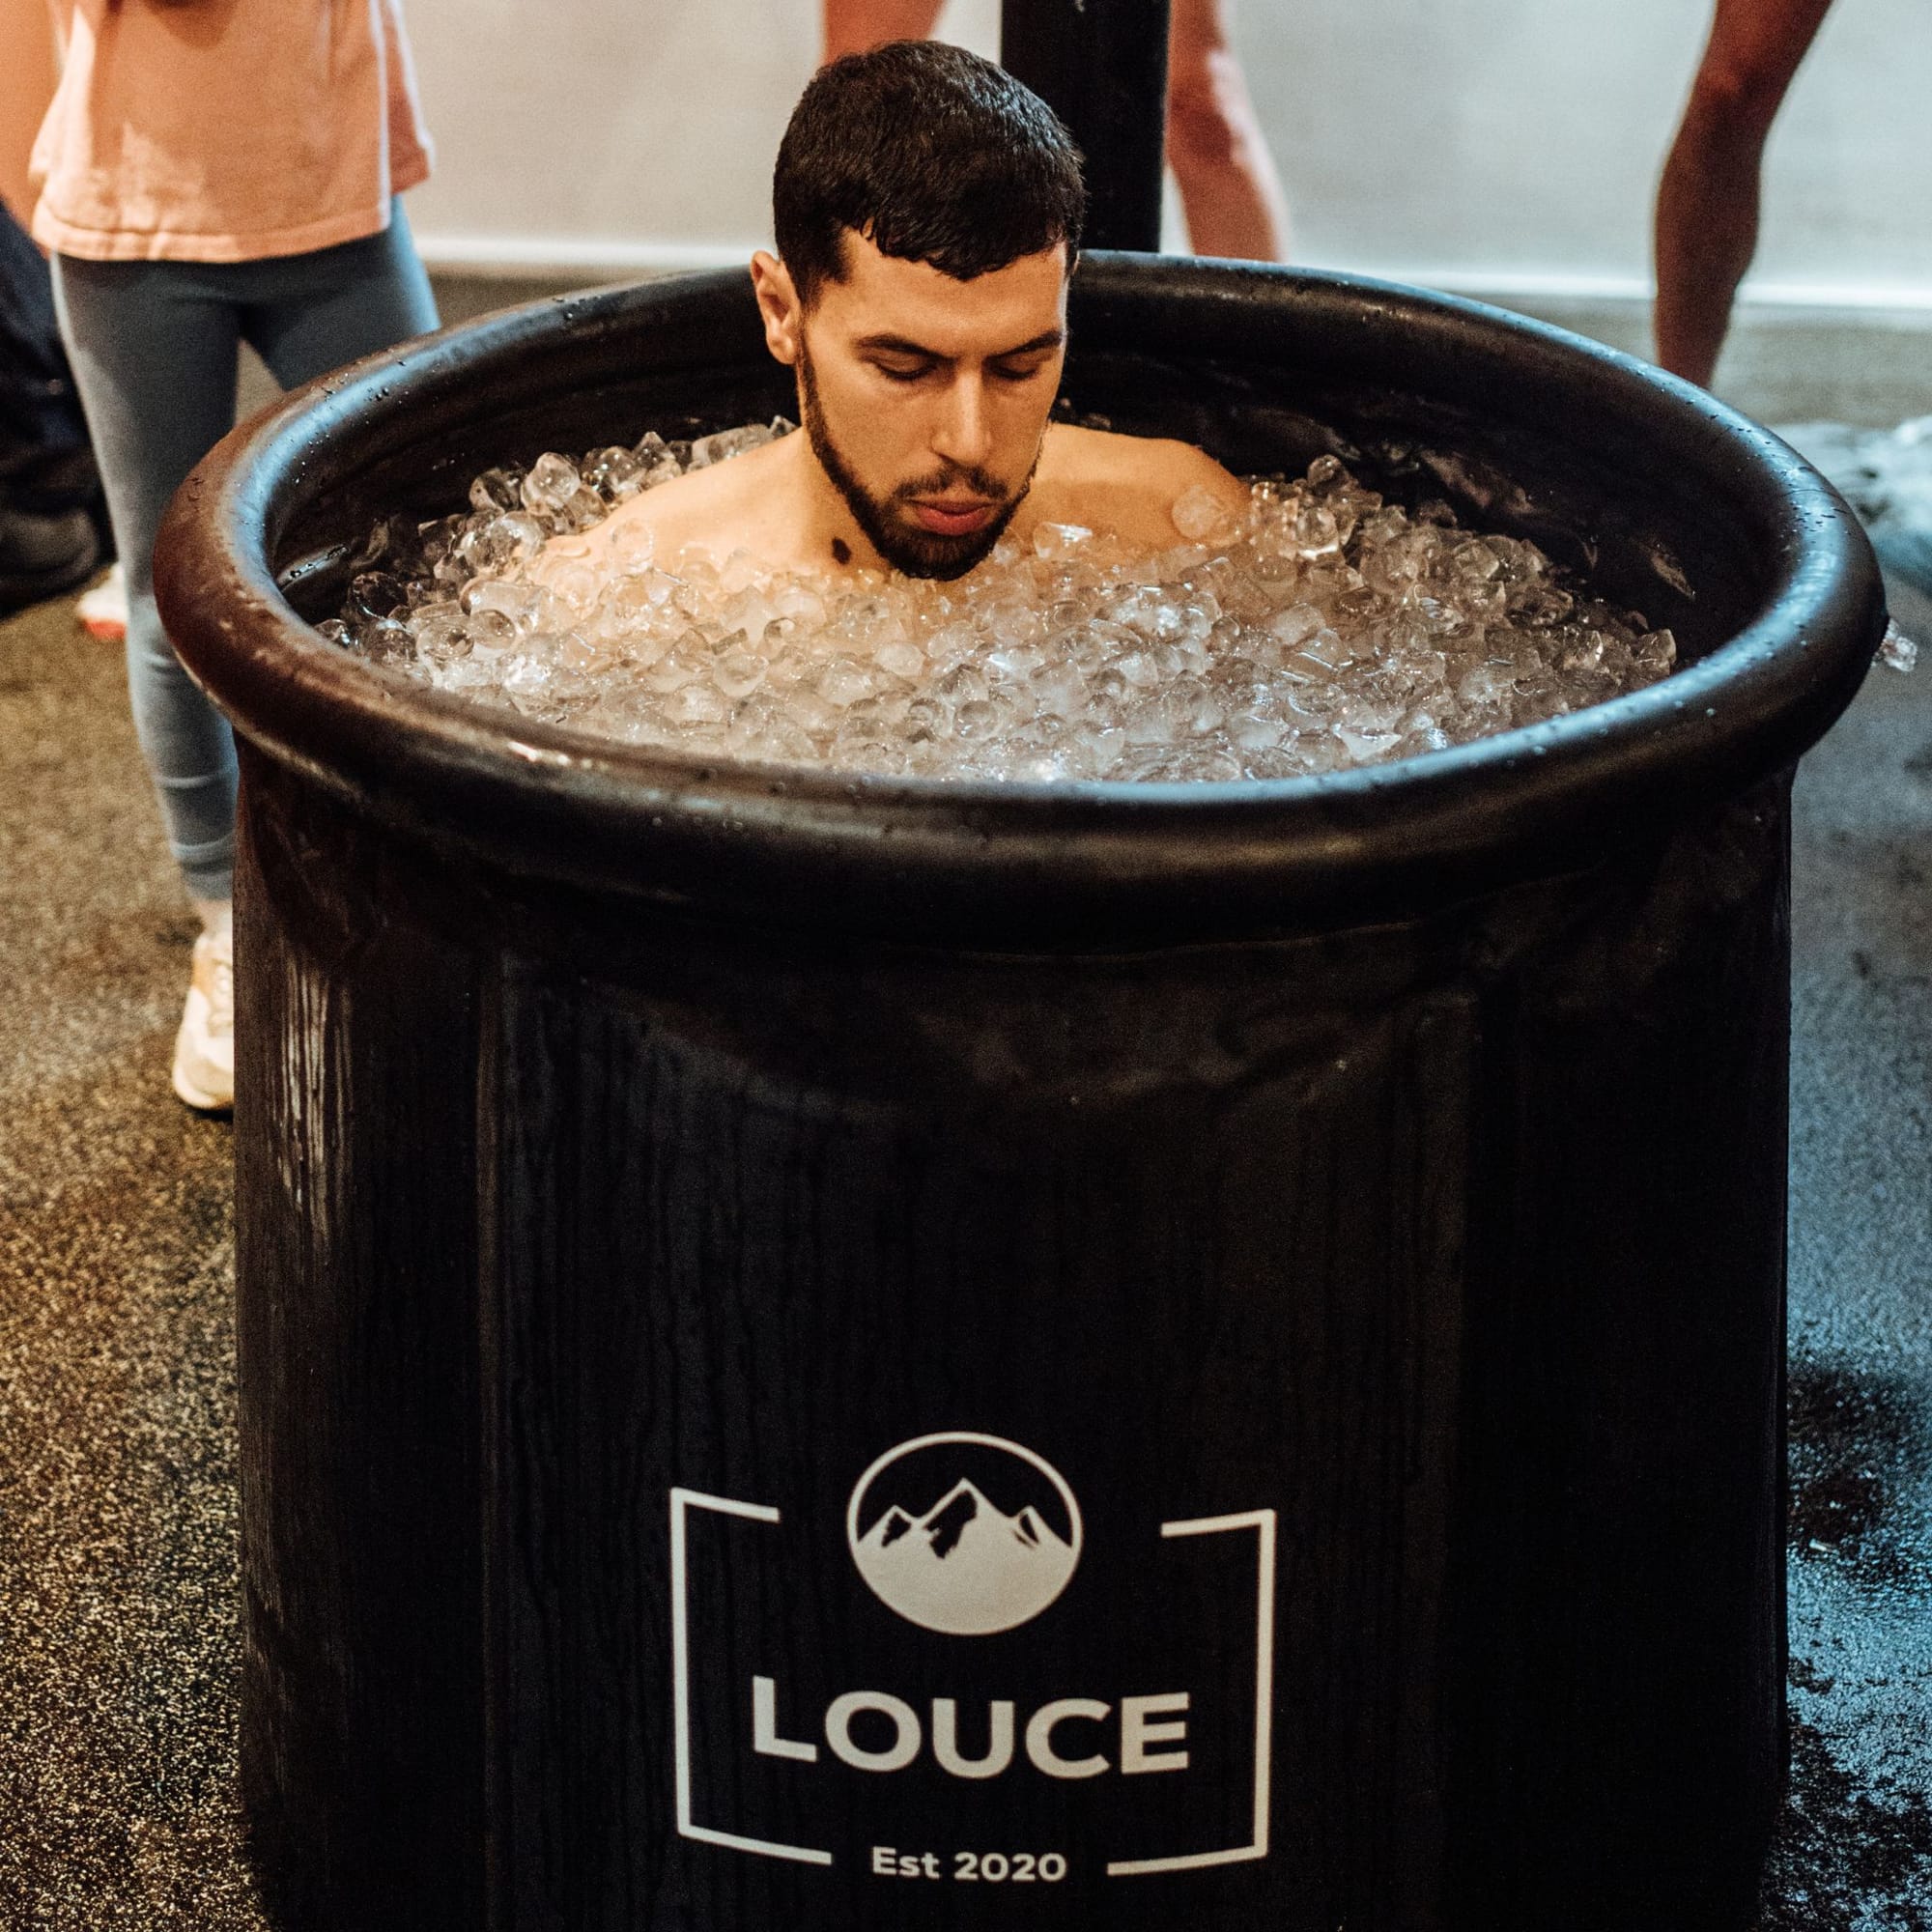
[52,203,438,901]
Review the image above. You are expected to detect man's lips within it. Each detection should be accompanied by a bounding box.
[908,498,999,537]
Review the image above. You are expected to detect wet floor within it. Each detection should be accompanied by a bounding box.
[0,563,1928,1926]
[1768,568,1932,1928]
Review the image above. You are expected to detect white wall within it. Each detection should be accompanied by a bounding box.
[403,0,1932,305]
[405,0,999,270]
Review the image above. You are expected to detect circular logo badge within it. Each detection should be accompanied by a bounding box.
[846,1432,1083,1636]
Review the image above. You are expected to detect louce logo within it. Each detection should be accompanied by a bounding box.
[847,1434,1083,1635]
[669,1433,1276,1881]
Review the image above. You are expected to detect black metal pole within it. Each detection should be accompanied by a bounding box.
[1001,0,1171,252]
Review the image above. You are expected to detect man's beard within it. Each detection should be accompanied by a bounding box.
[799,346,1035,582]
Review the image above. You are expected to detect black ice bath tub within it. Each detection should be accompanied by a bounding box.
[155,256,1885,1932]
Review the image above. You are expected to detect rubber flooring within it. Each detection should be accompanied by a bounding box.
[0,569,1927,1928]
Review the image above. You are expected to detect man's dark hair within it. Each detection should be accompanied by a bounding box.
[774,41,1086,304]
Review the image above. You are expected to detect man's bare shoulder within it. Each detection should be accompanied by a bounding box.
[537,436,794,582]
[1031,423,1247,548]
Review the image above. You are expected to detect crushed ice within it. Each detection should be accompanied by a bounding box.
[323,422,1679,781]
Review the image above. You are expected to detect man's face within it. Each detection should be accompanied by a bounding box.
[757,232,1068,579]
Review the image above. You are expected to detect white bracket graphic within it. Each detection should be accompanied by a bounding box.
[1106,1509,1277,1877]
[669,1487,835,1866]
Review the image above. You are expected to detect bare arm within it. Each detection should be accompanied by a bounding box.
[1653,0,1834,387]
[821,0,943,64]
[0,0,62,222]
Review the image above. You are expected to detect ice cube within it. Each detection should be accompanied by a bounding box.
[1293,503,1341,555]
[875,639,925,681]
[521,452,582,517]
[713,644,767,699]
[816,657,875,708]
[1632,629,1677,676]
[664,682,730,726]
[1033,522,1094,559]
[469,468,523,515]
[1170,485,1235,544]
[412,603,471,667]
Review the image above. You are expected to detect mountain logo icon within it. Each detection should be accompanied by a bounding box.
[846,1433,1083,1636]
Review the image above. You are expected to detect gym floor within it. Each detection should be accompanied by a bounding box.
[0,278,1926,1927]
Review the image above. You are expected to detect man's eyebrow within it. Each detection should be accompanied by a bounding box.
[854,333,942,356]
[853,328,1066,359]
[992,328,1065,358]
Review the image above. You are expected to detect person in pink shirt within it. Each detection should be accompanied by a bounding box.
[29,0,440,1112]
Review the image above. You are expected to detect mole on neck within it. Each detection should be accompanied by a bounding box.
[831,536,852,565]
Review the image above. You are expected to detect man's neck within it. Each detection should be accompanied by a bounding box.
[776,428,892,574]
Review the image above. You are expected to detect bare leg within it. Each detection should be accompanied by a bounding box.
[823,0,944,63]
[1165,0,1290,262]
[1653,0,1833,386]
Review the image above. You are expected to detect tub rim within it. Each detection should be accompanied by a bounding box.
[155,254,1887,945]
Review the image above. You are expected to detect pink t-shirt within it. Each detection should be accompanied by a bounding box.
[30,0,434,264]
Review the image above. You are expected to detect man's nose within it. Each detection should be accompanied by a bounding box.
[931,373,993,471]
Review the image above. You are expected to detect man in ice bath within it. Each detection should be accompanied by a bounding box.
[542,41,1246,591]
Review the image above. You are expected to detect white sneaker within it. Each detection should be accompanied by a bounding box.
[172,929,234,1112]
[76,561,128,642]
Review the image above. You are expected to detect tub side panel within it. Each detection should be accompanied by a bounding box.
[476,921,1484,1931]
[234,753,487,1929]
[228,768,1787,1932]
[1446,780,1791,1929]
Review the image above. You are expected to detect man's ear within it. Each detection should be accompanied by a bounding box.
[751,251,803,367]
